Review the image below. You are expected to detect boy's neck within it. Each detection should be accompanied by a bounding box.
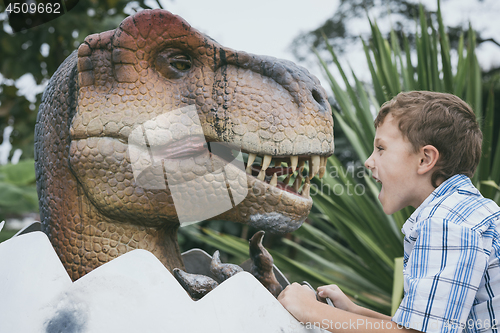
[411,174,443,210]
[411,175,443,209]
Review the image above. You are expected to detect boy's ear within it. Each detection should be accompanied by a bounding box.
[417,145,440,175]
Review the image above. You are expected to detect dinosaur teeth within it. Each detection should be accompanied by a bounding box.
[269,173,278,187]
[293,174,303,192]
[246,153,257,174]
[247,153,257,166]
[273,158,286,166]
[301,176,311,198]
[261,155,272,171]
[298,160,305,173]
[319,156,327,179]
[290,156,298,173]
[242,152,328,188]
[310,155,320,178]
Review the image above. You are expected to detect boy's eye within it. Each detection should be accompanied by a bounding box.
[376,146,384,151]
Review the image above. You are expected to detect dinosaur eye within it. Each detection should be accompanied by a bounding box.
[170,55,192,71]
[155,50,192,79]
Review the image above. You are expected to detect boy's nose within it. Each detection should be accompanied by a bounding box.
[364,153,374,170]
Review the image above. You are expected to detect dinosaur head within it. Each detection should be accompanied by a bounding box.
[35,9,333,279]
[71,9,333,231]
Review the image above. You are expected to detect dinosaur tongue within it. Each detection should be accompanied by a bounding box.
[247,165,293,177]
[276,181,299,195]
[247,165,298,195]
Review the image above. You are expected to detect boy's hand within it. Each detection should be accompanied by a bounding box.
[317,284,358,313]
[278,282,318,322]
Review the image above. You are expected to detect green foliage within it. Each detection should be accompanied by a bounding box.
[195,0,500,315]
[0,0,164,158]
[290,0,497,74]
[292,0,498,314]
[291,0,424,62]
[391,257,404,315]
[0,229,18,244]
[0,159,38,221]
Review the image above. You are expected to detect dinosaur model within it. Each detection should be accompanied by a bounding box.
[35,9,334,283]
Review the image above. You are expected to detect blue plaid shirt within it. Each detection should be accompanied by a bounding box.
[392,174,500,333]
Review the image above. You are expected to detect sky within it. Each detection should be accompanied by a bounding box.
[12,0,500,104]
[156,0,339,63]
[151,0,500,86]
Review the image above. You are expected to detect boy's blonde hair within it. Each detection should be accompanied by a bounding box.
[374,91,482,187]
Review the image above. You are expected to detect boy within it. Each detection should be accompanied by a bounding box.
[279,91,500,333]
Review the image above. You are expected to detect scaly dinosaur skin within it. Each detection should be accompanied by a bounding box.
[35,9,334,281]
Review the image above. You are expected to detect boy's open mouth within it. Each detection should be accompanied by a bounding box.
[372,176,382,184]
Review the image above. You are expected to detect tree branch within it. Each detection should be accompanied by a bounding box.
[477,37,500,48]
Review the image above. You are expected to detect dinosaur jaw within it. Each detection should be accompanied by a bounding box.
[239,153,323,233]
[242,152,323,199]
[207,148,331,234]
[204,141,329,198]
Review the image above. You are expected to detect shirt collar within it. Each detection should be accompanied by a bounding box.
[402,174,478,234]
[432,174,479,198]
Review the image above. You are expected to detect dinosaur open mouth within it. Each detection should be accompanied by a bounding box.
[197,143,326,201]
[154,136,329,200]
[126,125,330,201]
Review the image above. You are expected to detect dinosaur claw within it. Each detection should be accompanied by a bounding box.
[173,268,218,300]
[210,250,243,283]
[249,231,283,298]
[249,230,265,253]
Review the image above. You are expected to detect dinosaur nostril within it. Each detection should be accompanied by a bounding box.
[312,88,326,109]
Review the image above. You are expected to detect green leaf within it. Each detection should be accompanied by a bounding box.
[370,19,397,98]
[333,109,369,163]
[391,257,404,316]
[454,34,466,96]
[437,0,453,92]
[480,180,500,191]
[491,119,500,185]
[403,34,416,90]
[0,181,38,215]
[418,5,430,89]
[0,159,36,186]
[352,73,376,139]
[362,39,387,105]
[478,89,495,184]
[428,23,441,91]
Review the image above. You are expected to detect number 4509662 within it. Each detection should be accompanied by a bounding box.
[5,2,61,14]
